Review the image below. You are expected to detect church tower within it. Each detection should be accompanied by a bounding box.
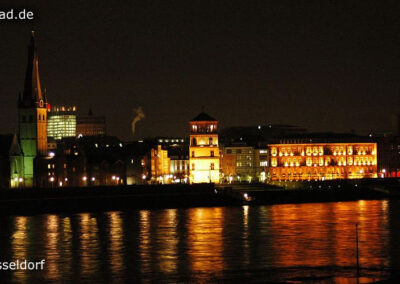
[189,112,220,183]
[18,31,48,187]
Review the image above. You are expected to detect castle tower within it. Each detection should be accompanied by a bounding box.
[18,31,48,187]
[189,112,220,183]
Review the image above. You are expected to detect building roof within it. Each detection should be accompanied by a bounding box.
[9,133,23,156]
[190,112,217,122]
[20,31,46,108]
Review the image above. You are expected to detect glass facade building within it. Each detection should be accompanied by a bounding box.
[47,106,77,140]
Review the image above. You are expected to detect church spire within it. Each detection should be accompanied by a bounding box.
[20,31,45,108]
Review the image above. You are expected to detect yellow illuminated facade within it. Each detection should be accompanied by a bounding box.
[189,112,220,183]
[47,105,77,140]
[151,145,171,183]
[269,143,377,181]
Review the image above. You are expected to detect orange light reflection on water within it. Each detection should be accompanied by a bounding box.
[187,207,225,276]
[11,216,28,284]
[45,214,60,281]
[108,212,124,277]
[269,200,390,270]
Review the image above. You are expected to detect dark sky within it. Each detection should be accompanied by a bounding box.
[0,0,399,140]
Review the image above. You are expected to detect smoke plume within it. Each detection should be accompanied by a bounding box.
[131,107,145,136]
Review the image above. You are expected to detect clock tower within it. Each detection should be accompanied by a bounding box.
[18,31,48,187]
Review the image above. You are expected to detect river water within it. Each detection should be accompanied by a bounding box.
[0,200,399,283]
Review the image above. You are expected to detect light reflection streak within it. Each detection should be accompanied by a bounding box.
[187,207,225,276]
[45,215,60,281]
[79,213,100,277]
[139,210,151,275]
[242,205,250,266]
[156,209,178,274]
[11,216,28,284]
[108,212,124,276]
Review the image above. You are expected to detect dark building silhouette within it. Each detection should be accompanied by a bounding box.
[76,109,106,137]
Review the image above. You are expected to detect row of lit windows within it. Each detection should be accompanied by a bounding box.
[226,148,253,154]
[191,150,215,158]
[236,162,252,167]
[191,137,217,146]
[191,124,217,133]
[158,138,185,143]
[271,145,376,157]
[191,163,215,170]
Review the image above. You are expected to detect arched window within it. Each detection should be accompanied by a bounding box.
[192,138,197,146]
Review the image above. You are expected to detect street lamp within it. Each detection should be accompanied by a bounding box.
[49,177,55,188]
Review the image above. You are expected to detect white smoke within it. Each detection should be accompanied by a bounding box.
[131,107,145,136]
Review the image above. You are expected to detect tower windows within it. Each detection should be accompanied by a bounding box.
[210,150,214,157]
[192,138,197,146]
[210,163,215,170]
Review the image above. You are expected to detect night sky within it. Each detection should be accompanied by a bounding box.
[0,0,399,140]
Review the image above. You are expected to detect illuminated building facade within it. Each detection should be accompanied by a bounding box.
[220,146,269,183]
[150,141,189,184]
[47,105,77,140]
[268,143,378,181]
[76,109,106,137]
[17,31,49,187]
[151,145,171,183]
[36,136,126,187]
[169,147,190,183]
[189,112,220,183]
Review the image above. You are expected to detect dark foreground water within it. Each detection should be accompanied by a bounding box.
[0,200,399,283]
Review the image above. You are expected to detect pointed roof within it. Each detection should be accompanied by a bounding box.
[20,31,45,107]
[190,112,217,122]
[9,133,23,156]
